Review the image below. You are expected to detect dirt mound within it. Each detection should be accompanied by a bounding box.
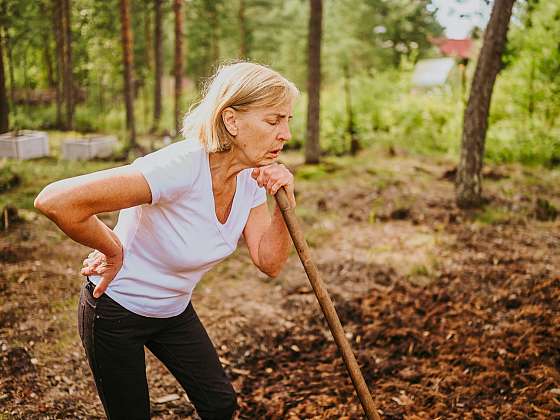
[229,222,560,419]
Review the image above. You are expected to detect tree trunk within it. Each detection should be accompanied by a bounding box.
[344,63,359,156]
[5,30,14,110]
[0,29,9,133]
[305,0,322,164]
[142,4,152,132]
[460,60,468,106]
[456,0,515,208]
[39,1,56,90]
[22,53,29,111]
[62,0,74,129]
[208,1,219,64]
[238,0,248,58]
[53,0,64,128]
[120,0,136,147]
[98,72,104,110]
[144,4,153,73]
[174,0,184,136]
[528,57,535,118]
[44,39,55,89]
[1,0,15,119]
[0,0,16,113]
[526,0,536,120]
[152,0,163,132]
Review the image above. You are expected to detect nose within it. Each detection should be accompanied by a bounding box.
[278,121,292,143]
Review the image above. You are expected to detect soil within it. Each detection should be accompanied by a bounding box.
[1,149,559,419]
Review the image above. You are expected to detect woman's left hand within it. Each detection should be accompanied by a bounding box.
[251,163,296,208]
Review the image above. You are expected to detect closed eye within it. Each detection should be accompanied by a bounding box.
[266,120,279,126]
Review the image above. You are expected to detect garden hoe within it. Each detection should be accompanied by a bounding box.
[275,188,380,420]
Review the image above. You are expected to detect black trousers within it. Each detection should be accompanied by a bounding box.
[78,279,237,420]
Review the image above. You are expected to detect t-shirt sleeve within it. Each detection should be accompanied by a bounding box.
[131,144,193,205]
[250,176,267,209]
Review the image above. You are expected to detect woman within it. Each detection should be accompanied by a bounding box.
[34,61,299,420]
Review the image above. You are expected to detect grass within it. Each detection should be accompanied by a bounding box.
[474,206,513,225]
[294,164,328,181]
[35,295,81,356]
[303,212,339,248]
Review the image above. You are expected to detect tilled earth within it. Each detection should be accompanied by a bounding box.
[232,225,560,419]
[1,151,559,419]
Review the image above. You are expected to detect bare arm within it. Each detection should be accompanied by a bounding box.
[243,201,293,277]
[243,163,296,277]
[34,164,152,296]
[35,164,152,252]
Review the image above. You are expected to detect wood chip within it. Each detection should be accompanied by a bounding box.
[155,394,180,404]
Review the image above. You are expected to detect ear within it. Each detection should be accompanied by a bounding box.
[221,107,238,136]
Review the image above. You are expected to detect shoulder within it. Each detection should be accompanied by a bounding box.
[133,140,204,171]
[131,139,205,204]
[146,139,203,160]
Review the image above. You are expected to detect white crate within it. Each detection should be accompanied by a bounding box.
[0,130,50,160]
[62,135,118,160]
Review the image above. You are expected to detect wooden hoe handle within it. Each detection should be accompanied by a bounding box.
[274,187,381,420]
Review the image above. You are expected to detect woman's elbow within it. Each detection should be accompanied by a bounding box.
[34,188,56,217]
[261,267,281,278]
[258,261,285,278]
[256,246,289,278]
[34,184,66,220]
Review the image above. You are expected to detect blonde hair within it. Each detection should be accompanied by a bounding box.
[181,61,299,153]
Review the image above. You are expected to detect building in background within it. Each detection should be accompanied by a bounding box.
[412,37,474,90]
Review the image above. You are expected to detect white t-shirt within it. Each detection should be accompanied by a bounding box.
[88,139,267,318]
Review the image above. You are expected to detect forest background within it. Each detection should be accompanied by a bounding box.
[0,0,558,167]
[1,0,560,418]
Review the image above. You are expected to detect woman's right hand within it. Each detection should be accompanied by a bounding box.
[80,247,123,298]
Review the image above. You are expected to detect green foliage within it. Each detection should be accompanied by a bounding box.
[1,0,558,169]
[307,0,560,166]
[295,164,328,181]
[308,69,463,157]
[0,162,21,193]
[325,0,443,75]
[3,0,443,127]
[474,206,512,225]
[11,106,59,131]
[486,0,560,166]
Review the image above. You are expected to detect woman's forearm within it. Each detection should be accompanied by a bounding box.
[45,212,122,258]
[258,203,292,277]
[35,180,123,257]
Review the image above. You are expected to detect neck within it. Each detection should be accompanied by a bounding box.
[208,146,251,187]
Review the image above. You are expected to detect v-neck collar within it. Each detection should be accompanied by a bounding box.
[206,151,241,230]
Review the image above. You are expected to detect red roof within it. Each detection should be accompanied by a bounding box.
[430,37,473,59]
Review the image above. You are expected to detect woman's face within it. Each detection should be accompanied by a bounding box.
[226,100,294,167]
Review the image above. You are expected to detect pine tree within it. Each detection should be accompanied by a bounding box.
[120,0,137,147]
[456,0,516,208]
[305,0,322,164]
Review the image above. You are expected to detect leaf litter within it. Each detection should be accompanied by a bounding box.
[1,153,559,419]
